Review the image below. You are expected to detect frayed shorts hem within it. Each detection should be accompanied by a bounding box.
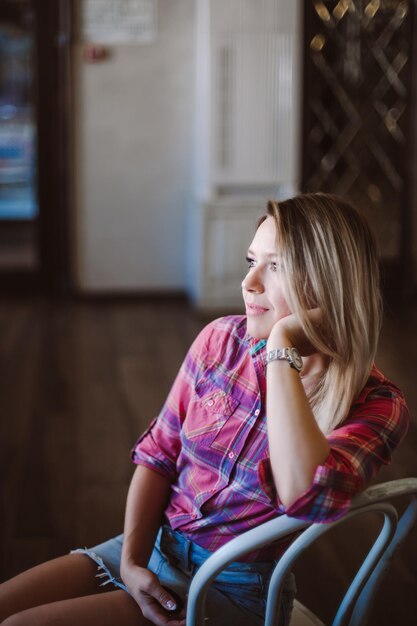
[70,547,128,593]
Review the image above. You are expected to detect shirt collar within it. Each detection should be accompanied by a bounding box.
[249,338,267,357]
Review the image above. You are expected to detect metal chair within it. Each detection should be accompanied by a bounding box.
[186,478,417,626]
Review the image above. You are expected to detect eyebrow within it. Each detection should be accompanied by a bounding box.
[246,248,278,259]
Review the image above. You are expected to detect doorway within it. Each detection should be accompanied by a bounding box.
[0,0,72,294]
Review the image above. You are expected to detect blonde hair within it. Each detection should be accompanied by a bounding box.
[265,193,382,434]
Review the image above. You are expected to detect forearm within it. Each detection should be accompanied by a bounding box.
[266,331,330,507]
[121,464,171,569]
[120,465,186,621]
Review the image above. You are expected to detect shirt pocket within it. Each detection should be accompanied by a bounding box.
[183,385,240,443]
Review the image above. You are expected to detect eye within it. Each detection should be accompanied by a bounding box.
[270,261,283,272]
[246,256,256,268]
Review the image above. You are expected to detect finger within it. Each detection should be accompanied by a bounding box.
[166,616,186,626]
[141,602,181,626]
[140,574,178,612]
[157,586,178,612]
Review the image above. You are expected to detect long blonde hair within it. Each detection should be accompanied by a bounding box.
[265,193,382,434]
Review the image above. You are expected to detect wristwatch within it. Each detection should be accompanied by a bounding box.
[265,347,303,372]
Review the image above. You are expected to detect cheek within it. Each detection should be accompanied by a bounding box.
[276,300,291,316]
[268,281,289,309]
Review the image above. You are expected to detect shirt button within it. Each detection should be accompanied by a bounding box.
[254,409,260,416]
[207,399,214,407]
[228,451,235,459]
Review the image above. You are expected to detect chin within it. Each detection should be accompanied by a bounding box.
[245,318,272,341]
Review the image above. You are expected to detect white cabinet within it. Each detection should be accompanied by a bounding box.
[188,0,301,309]
[187,196,265,311]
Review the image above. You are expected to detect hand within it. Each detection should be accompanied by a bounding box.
[267,308,323,356]
[121,562,186,626]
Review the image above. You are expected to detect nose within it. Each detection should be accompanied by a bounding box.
[242,267,264,294]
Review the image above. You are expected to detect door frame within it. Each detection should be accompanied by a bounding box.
[0,0,73,295]
[35,0,72,294]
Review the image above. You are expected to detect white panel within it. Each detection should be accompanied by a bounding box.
[209,0,301,187]
[213,33,295,184]
[191,197,266,309]
[206,217,253,282]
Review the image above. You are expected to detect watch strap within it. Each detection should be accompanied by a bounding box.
[266,348,288,363]
[265,347,303,372]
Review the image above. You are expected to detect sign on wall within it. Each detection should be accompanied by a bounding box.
[82,0,157,44]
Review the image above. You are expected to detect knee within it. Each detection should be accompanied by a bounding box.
[0,591,24,625]
[1,615,23,626]
[1,610,39,626]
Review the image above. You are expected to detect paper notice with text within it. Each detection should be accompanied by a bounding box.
[82,0,157,44]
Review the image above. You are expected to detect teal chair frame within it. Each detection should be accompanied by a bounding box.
[186,478,417,626]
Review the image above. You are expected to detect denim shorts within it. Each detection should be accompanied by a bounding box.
[71,525,296,626]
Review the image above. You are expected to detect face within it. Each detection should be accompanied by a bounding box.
[242,216,291,339]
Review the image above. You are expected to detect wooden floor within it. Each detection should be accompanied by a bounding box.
[0,295,416,625]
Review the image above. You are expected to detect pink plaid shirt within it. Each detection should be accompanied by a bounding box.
[131,316,410,560]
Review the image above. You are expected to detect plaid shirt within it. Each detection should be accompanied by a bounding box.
[131,316,410,560]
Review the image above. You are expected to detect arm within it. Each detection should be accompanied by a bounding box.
[121,465,170,568]
[266,321,330,507]
[120,465,185,626]
[263,316,410,520]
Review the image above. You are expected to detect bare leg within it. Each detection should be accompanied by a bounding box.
[0,590,148,626]
[0,553,108,622]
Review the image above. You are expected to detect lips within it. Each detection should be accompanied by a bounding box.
[245,303,269,316]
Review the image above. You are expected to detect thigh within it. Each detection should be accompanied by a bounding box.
[0,554,108,622]
[1,589,146,626]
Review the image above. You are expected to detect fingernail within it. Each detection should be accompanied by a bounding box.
[166,600,176,610]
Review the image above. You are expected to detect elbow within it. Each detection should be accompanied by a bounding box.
[274,444,331,508]
[278,484,311,509]
[274,471,315,508]
[274,455,330,508]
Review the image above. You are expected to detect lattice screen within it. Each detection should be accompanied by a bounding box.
[302,0,414,262]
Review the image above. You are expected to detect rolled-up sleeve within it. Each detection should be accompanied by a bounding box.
[258,386,410,522]
[130,322,213,481]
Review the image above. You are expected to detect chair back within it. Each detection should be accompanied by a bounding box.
[186,478,417,626]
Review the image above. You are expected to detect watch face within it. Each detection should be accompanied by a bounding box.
[290,347,303,371]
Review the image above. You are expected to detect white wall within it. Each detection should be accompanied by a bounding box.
[73,0,196,291]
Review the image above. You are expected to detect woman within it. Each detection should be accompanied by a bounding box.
[0,193,410,626]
